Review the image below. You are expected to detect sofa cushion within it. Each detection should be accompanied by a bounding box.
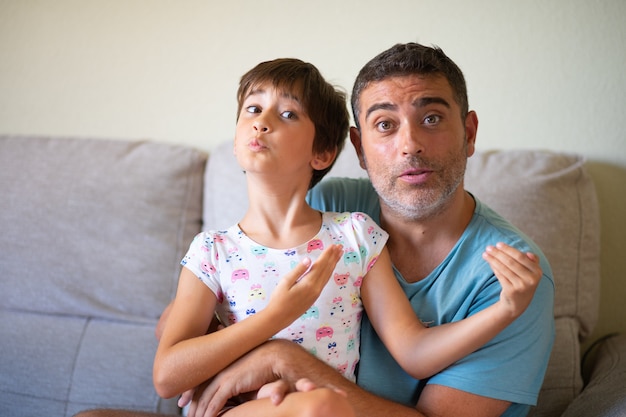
[562,333,626,417]
[0,310,179,416]
[0,135,207,416]
[0,135,207,322]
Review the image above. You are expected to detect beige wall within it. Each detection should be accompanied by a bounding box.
[1,0,624,345]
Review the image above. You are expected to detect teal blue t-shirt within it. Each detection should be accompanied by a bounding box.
[307,177,555,417]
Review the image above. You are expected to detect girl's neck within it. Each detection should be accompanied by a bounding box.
[238,177,322,249]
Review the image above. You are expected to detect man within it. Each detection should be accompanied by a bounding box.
[77,42,554,417]
[192,42,554,417]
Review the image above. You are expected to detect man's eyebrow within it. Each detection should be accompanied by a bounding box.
[364,97,451,121]
[414,97,450,108]
[364,102,396,122]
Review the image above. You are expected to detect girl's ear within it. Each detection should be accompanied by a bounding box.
[311,148,337,171]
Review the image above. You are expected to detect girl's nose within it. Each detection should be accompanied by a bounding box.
[253,119,270,133]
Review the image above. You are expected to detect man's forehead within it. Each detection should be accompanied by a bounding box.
[362,74,452,100]
[360,74,454,116]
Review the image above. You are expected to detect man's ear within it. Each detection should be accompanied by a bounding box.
[311,148,337,170]
[465,111,478,157]
[349,127,366,169]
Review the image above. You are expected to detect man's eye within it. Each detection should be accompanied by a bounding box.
[376,121,392,131]
[424,115,441,125]
[281,110,297,120]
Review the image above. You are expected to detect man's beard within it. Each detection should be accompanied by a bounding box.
[364,148,467,221]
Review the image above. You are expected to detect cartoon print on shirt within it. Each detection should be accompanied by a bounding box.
[200,260,216,276]
[307,238,324,253]
[301,305,320,320]
[231,268,249,283]
[251,245,268,259]
[327,341,339,361]
[248,283,266,301]
[261,261,279,279]
[333,212,351,226]
[226,246,243,263]
[316,325,334,341]
[367,225,385,246]
[343,247,359,265]
[288,325,305,344]
[349,291,359,308]
[353,275,363,287]
[352,212,366,222]
[330,296,345,316]
[333,272,349,289]
[366,256,379,273]
[341,315,353,333]
[226,292,236,307]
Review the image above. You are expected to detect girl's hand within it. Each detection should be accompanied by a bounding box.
[265,244,343,323]
[482,242,542,319]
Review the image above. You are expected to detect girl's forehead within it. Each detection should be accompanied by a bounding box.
[245,80,304,100]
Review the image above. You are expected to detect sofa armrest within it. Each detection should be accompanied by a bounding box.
[561,333,626,416]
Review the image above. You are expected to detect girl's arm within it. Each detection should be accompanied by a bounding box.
[153,244,343,399]
[361,243,542,380]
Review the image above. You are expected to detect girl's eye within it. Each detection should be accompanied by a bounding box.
[424,114,441,125]
[246,105,260,114]
[281,110,297,120]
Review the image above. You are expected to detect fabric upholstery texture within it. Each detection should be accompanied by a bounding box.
[0,136,207,416]
[562,333,626,416]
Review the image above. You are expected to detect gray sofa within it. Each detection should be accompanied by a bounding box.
[0,135,624,417]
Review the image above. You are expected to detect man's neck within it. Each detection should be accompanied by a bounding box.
[380,190,476,283]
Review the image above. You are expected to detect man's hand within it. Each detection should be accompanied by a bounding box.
[186,340,286,417]
[186,340,331,417]
[256,378,346,406]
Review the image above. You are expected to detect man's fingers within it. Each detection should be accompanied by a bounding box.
[257,379,290,405]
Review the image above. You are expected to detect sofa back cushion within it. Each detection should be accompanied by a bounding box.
[0,135,207,416]
[0,135,206,322]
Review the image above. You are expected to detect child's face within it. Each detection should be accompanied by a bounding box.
[234,83,318,180]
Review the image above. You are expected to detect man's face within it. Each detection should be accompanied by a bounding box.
[351,74,477,220]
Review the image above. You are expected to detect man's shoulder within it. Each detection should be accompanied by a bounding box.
[307,177,378,216]
[471,197,554,284]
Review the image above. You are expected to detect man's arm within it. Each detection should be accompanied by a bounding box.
[194,339,512,417]
[275,342,512,417]
[416,385,509,417]
[194,339,418,417]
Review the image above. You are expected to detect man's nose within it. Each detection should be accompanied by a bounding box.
[399,123,424,155]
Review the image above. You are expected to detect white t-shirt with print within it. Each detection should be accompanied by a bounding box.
[181,211,388,381]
